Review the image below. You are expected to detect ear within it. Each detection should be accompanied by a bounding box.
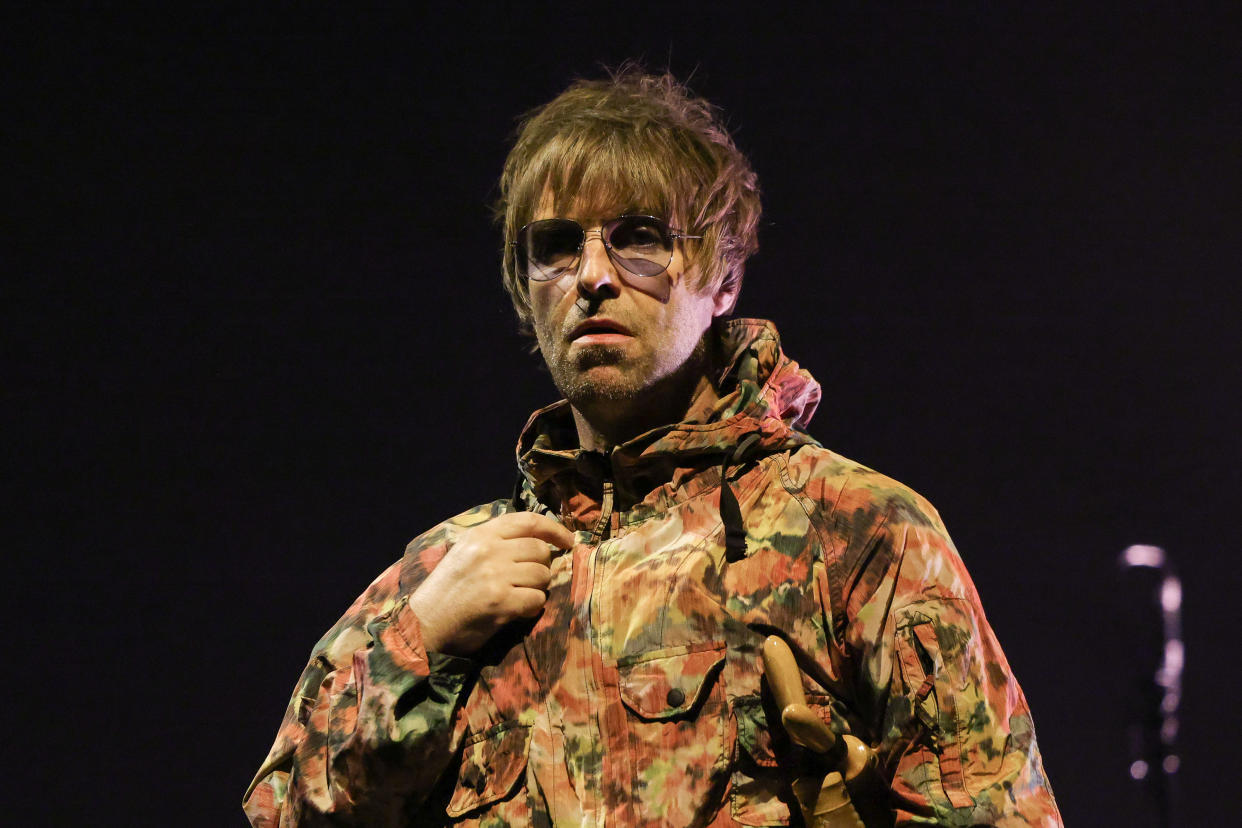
[711,274,740,318]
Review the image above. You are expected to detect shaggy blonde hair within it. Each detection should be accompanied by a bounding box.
[496,68,762,332]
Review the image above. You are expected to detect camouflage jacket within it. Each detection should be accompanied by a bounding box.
[244,319,1061,827]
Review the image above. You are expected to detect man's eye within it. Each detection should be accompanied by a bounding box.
[614,224,665,250]
[532,232,580,262]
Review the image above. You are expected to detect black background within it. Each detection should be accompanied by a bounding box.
[7,4,1240,825]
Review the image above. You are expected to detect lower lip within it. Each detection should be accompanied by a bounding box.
[572,332,631,345]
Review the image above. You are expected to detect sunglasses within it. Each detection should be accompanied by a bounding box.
[512,215,702,282]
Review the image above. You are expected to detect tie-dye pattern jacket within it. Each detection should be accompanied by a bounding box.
[244,318,1061,827]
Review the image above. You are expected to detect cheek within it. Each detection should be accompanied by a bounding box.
[616,271,671,303]
[656,291,719,360]
[530,280,572,334]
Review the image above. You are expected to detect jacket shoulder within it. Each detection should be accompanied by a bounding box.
[779,444,947,532]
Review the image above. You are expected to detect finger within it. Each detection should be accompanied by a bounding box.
[509,561,553,590]
[509,586,548,619]
[492,512,575,548]
[509,537,556,564]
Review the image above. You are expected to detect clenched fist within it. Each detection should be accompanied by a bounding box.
[408,512,575,655]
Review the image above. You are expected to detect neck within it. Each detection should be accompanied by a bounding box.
[571,367,721,453]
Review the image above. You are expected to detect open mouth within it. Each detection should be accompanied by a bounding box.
[569,319,632,341]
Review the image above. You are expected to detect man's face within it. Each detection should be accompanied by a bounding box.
[528,203,736,410]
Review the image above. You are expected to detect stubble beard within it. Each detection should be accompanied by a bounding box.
[545,332,712,413]
[548,344,639,405]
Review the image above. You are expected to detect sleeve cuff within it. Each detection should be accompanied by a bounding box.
[375,598,432,678]
[380,598,477,679]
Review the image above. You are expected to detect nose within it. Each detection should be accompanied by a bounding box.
[575,229,620,299]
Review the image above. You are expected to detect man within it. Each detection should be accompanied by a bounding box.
[245,70,1062,827]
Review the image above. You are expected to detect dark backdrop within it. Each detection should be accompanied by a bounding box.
[8,4,1240,825]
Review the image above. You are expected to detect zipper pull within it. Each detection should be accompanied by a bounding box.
[591,479,614,541]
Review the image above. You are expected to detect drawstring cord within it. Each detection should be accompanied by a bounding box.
[721,432,762,563]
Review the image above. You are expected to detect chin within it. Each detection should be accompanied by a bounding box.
[567,372,644,405]
[554,361,648,406]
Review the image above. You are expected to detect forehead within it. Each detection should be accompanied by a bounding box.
[514,130,688,227]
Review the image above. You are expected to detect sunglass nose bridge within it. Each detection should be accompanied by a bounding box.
[581,227,609,250]
[575,227,621,288]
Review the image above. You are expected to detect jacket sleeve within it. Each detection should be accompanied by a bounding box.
[836,484,1063,827]
[243,502,509,827]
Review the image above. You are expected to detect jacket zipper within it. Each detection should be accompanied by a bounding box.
[586,477,614,646]
[582,477,613,825]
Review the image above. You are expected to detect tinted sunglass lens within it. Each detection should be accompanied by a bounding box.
[525,220,583,278]
[608,216,671,249]
[606,216,674,276]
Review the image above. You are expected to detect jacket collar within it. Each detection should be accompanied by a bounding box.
[516,318,821,514]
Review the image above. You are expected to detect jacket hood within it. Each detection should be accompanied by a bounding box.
[516,319,821,511]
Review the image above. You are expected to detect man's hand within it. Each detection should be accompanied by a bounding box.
[408,512,575,656]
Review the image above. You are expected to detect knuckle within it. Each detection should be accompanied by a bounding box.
[481,582,507,610]
[452,533,485,558]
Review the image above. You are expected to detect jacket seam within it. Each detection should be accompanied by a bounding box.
[775,452,849,646]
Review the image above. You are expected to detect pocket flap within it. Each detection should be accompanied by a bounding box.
[732,696,780,768]
[617,641,726,720]
[445,723,530,817]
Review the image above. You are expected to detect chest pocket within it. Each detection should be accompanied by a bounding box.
[445,646,539,822]
[729,692,837,826]
[615,641,732,825]
[446,722,531,819]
